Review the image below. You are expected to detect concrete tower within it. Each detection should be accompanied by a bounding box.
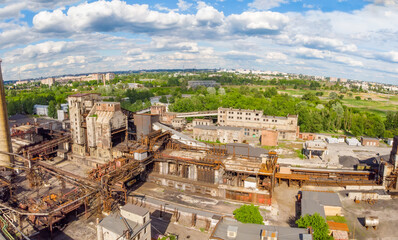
[0,59,13,167]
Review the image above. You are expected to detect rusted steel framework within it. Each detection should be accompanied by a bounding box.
[24,135,70,159]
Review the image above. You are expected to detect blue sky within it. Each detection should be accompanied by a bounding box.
[0,0,397,84]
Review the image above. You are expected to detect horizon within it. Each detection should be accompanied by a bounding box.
[1,0,398,85]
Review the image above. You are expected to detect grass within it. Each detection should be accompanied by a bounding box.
[341,98,398,115]
[197,139,224,145]
[326,215,347,223]
[278,87,398,118]
[295,149,305,159]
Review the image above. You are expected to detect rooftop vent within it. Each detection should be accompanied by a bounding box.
[260,229,278,240]
[227,225,238,239]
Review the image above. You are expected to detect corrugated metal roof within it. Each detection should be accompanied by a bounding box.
[210,217,308,240]
[301,191,342,218]
[121,204,148,216]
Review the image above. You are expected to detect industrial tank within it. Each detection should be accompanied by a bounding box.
[365,216,379,229]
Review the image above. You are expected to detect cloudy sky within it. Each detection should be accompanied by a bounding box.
[0,0,397,84]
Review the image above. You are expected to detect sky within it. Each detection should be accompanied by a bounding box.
[0,0,397,84]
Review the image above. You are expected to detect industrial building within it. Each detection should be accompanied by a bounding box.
[97,204,151,240]
[192,118,213,127]
[361,137,380,147]
[193,125,244,143]
[300,191,342,219]
[218,107,299,141]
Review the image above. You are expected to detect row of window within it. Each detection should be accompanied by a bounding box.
[225,116,279,123]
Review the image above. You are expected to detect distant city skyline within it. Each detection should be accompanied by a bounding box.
[0,0,398,85]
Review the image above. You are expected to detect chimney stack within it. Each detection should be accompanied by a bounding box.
[0,59,13,168]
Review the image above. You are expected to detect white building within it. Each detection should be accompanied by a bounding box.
[41,77,55,86]
[34,105,49,116]
[128,83,144,89]
[97,204,151,240]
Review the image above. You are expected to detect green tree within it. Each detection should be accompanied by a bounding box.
[328,92,338,100]
[233,204,263,224]
[296,213,332,240]
[159,95,168,103]
[48,100,57,119]
[355,96,361,100]
[302,92,320,103]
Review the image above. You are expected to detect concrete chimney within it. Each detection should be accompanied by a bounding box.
[0,59,13,167]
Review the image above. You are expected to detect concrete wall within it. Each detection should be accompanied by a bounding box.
[324,206,342,216]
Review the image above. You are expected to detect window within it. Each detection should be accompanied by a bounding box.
[143,216,146,223]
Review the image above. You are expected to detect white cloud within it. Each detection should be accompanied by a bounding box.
[265,52,287,60]
[195,2,224,27]
[281,34,358,53]
[248,0,288,10]
[374,51,398,63]
[0,2,26,19]
[177,0,192,11]
[0,26,35,49]
[294,47,363,67]
[5,41,86,63]
[228,11,289,35]
[372,0,398,6]
[33,1,192,34]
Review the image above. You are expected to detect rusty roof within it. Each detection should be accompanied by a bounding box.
[327,221,349,232]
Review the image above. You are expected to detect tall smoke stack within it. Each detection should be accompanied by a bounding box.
[0,59,13,168]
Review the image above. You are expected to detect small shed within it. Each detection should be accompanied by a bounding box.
[361,137,379,147]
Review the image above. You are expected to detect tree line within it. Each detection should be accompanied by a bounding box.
[169,86,390,138]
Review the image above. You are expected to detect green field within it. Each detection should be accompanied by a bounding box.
[279,88,398,118]
[341,98,398,118]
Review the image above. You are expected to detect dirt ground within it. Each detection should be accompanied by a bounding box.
[271,183,301,227]
[151,213,210,239]
[133,181,243,216]
[340,195,398,240]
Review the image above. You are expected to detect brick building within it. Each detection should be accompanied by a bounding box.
[261,130,278,146]
[217,107,299,141]
[361,137,380,147]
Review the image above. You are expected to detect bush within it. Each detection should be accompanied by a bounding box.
[355,96,361,100]
[233,204,263,224]
[296,213,332,240]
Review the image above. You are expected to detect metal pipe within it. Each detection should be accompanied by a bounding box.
[0,209,30,240]
[0,60,13,168]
